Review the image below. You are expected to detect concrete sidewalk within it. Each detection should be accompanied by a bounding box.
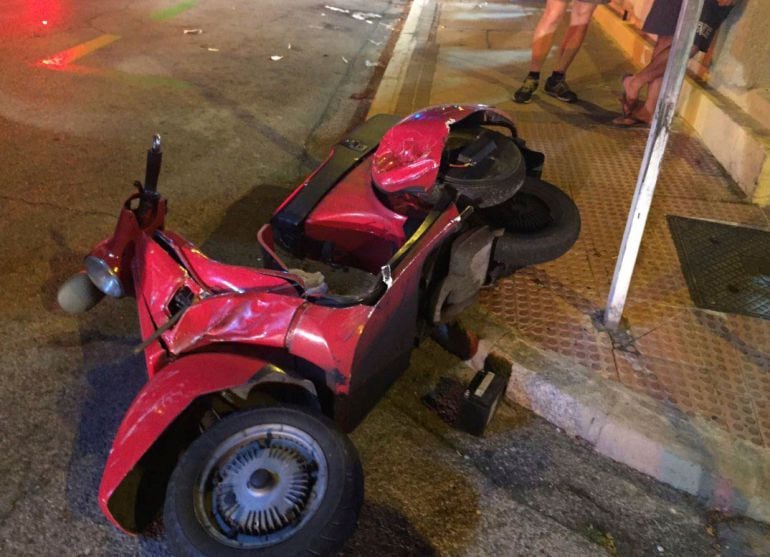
[370,0,770,523]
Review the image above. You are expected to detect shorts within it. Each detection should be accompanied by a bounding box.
[694,0,734,51]
[642,0,734,52]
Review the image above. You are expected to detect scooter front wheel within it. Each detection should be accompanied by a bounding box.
[164,405,363,557]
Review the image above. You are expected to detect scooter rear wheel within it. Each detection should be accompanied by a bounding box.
[164,405,363,557]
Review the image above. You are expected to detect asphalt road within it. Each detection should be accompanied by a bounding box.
[0,1,765,556]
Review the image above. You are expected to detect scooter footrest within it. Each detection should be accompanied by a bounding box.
[456,369,507,437]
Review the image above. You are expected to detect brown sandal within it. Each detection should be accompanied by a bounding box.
[619,73,639,116]
[611,114,649,128]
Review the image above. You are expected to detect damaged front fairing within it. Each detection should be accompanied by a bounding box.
[131,231,306,359]
[162,292,305,356]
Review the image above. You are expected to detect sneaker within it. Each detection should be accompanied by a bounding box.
[513,77,539,104]
[545,76,578,103]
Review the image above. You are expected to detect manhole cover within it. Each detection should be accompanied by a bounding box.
[667,216,770,320]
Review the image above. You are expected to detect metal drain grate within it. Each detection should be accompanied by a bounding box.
[667,216,770,320]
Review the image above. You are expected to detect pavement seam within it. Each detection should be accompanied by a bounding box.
[0,194,117,219]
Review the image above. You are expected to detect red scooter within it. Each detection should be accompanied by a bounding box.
[58,105,579,556]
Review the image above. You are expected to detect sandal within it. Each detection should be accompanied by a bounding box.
[619,73,639,116]
[611,114,649,128]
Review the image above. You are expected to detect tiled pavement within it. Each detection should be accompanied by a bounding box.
[390,0,770,448]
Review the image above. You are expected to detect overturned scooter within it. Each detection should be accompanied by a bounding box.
[59,105,579,556]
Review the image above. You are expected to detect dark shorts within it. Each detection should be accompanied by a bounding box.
[642,0,734,51]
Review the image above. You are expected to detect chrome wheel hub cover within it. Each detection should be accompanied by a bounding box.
[214,444,312,535]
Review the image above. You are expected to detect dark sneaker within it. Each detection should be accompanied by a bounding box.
[545,76,578,103]
[513,77,539,104]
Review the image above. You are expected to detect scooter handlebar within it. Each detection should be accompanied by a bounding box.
[143,134,162,194]
[134,134,163,227]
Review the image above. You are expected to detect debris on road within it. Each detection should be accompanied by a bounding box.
[365,60,381,67]
[352,12,382,23]
[270,55,283,61]
[324,5,350,14]
[324,5,384,25]
[207,47,219,52]
[368,39,383,46]
[183,28,203,35]
[341,56,349,64]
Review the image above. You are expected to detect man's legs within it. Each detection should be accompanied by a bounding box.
[514,0,568,103]
[529,0,570,72]
[622,36,673,109]
[615,43,699,125]
[554,0,599,73]
[629,43,699,123]
[543,0,599,102]
[629,76,662,124]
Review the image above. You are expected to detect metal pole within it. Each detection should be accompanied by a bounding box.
[603,0,704,330]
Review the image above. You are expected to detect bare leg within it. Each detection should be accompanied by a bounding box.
[623,36,673,102]
[625,43,699,117]
[528,0,569,72]
[613,75,659,126]
[632,76,662,124]
[554,0,598,73]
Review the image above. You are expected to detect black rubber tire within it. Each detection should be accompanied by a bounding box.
[442,127,526,208]
[164,405,363,557]
[486,179,580,280]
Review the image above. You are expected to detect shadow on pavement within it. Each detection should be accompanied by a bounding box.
[199,183,293,267]
[339,501,437,557]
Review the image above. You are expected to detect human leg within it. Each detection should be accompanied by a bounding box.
[543,0,602,103]
[553,0,599,73]
[529,0,569,72]
[625,0,735,109]
[625,41,699,118]
[622,36,673,110]
[514,0,568,103]
[613,76,660,126]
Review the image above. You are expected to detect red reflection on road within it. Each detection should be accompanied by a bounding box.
[26,0,65,34]
[0,0,69,38]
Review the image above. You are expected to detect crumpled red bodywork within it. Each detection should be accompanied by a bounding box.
[371,104,518,197]
[304,157,407,273]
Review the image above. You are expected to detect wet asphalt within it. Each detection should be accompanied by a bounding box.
[0,1,768,555]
